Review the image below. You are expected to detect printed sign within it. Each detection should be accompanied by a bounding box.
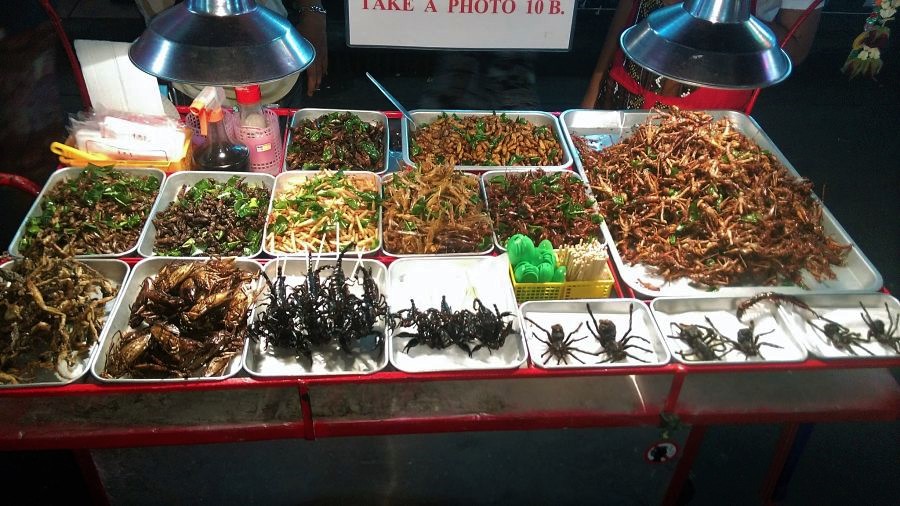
[346,0,577,50]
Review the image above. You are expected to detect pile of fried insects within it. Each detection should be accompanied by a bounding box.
[1,253,118,384]
[103,258,257,379]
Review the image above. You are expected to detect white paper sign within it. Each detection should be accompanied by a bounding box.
[346,0,576,50]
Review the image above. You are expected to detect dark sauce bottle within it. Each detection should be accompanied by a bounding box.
[192,107,249,171]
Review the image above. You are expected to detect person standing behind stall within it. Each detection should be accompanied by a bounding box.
[581,0,824,111]
[135,0,328,105]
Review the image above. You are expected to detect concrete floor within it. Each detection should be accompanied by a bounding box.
[0,1,897,504]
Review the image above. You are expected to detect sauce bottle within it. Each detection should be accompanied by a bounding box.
[190,86,249,171]
[235,84,280,174]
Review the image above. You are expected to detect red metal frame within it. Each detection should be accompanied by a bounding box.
[2,422,307,451]
[662,425,708,506]
[0,173,41,197]
[759,422,801,505]
[2,355,896,447]
[73,449,110,506]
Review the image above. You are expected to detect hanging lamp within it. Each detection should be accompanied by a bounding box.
[620,0,792,89]
[129,0,315,85]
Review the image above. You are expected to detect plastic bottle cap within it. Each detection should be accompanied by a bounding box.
[537,262,555,283]
[234,85,262,104]
[506,234,535,267]
[514,263,539,283]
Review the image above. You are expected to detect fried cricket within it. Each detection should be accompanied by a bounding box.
[383,159,493,254]
[410,112,564,167]
[18,164,160,256]
[574,108,850,288]
[103,258,258,379]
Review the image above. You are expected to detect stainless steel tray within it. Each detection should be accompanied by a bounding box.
[8,167,165,258]
[381,172,493,257]
[401,110,573,171]
[242,258,389,377]
[520,299,670,369]
[560,109,883,298]
[0,259,129,388]
[91,257,262,383]
[387,256,526,373]
[263,170,382,257]
[480,168,604,252]
[137,171,275,258]
[651,296,809,366]
[283,108,390,175]
[770,293,900,361]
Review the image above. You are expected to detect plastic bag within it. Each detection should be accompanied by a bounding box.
[67,109,187,161]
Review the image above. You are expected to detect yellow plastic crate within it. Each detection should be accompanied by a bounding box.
[50,128,193,172]
[509,263,614,302]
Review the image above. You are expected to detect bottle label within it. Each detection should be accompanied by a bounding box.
[244,136,277,166]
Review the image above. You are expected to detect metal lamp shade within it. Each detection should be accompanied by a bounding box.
[620,0,792,89]
[129,0,315,85]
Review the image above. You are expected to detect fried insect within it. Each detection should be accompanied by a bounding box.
[705,317,781,360]
[248,247,389,363]
[18,164,160,256]
[382,159,493,254]
[806,314,873,356]
[103,258,257,379]
[585,303,652,363]
[286,111,385,172]
[736,292,813,322]
[1,255,118,384]
[153,176,269,256]
[410,112,564,167]
[266,171,380,253]
[573,108,851,288]
[390,296,515,357]
[667,322,728,362]
[524,319,594,365]
[485,170,604,247]
[859,302,899,353]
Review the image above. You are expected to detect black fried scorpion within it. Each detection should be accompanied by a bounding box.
[390,297,515,357]
[248,246,388,363]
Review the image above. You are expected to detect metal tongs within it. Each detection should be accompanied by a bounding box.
[366,72,416,131]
